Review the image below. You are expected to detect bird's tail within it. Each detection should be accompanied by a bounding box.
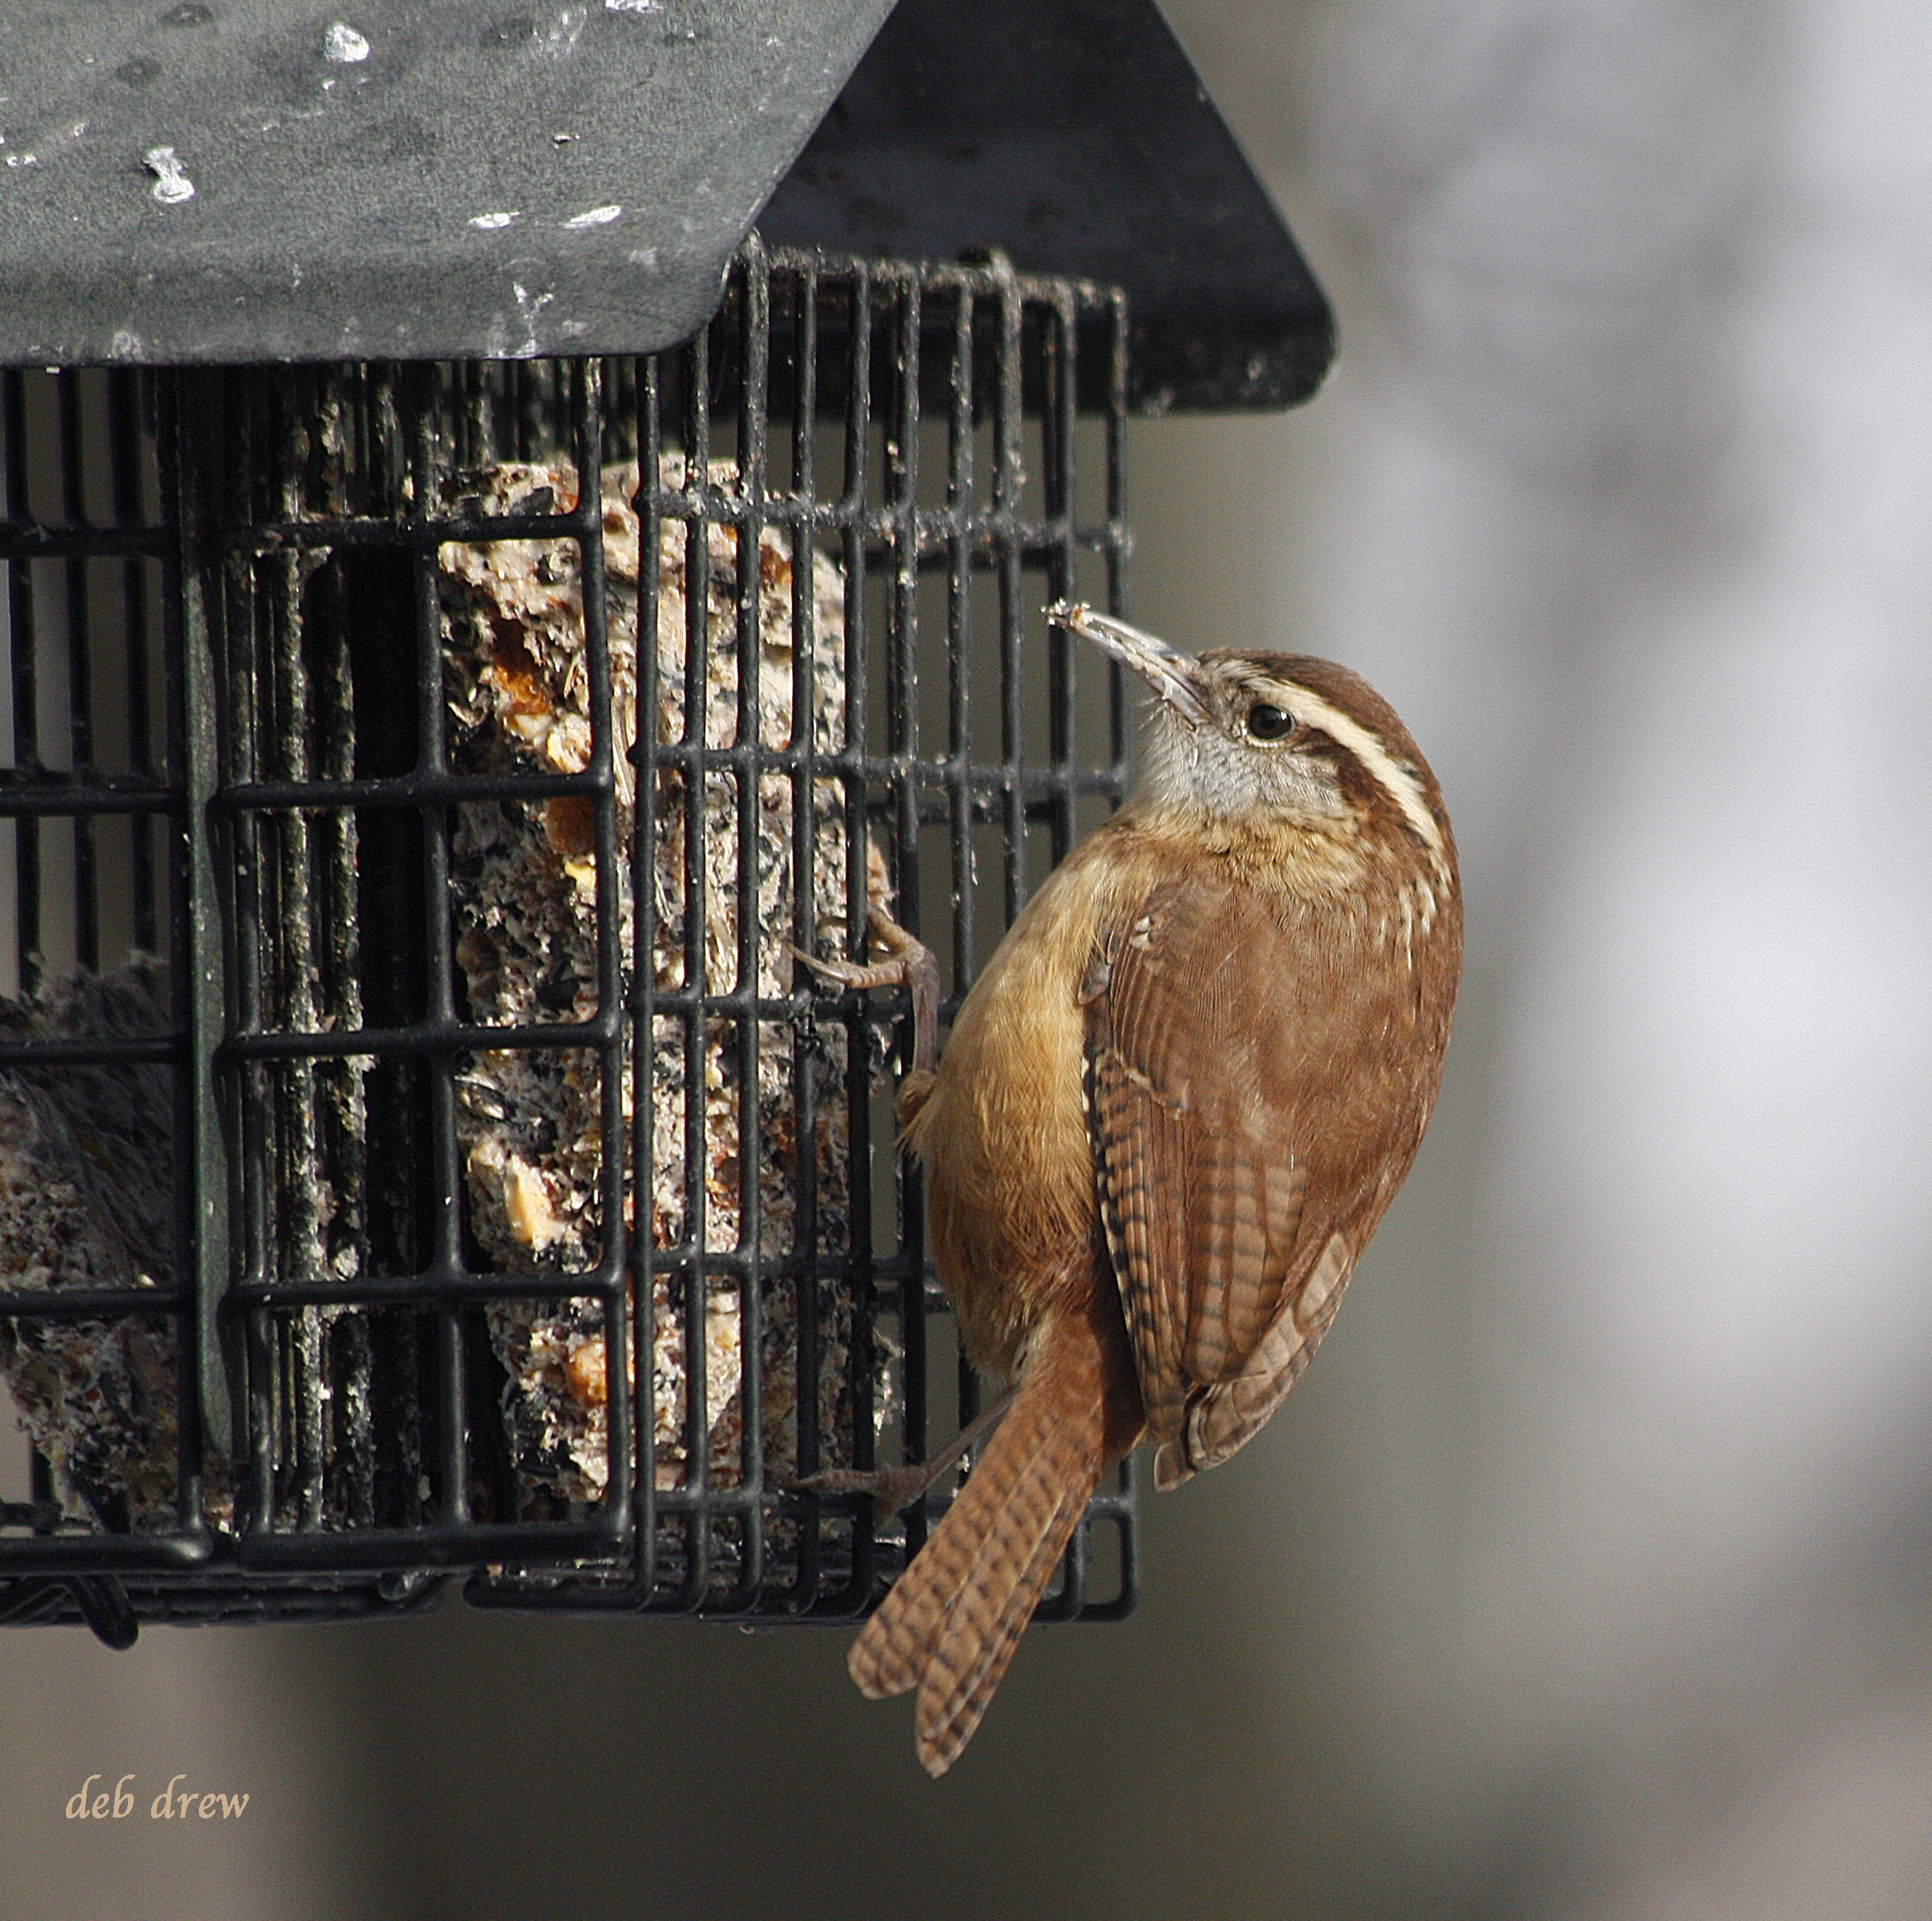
[849,1305,1133,1777]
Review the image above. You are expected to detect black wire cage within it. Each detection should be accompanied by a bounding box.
[0,0,1334,1650]
[0,241,1141,1639]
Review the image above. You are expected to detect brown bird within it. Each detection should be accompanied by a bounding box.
[801,605,1461,1775]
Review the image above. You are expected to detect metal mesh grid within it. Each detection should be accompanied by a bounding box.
[0,240,1137,1635]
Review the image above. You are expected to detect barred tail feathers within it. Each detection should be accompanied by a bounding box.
[848,1316,1108,1777]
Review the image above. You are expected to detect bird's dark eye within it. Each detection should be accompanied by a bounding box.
[1246,702,1296,741]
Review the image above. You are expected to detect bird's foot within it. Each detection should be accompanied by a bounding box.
[791,1461,948,1532]
[791,1390,1017,1530]
[793,904,941,1079]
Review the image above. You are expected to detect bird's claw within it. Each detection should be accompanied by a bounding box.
[793,905,942,1079]
[791,915,915,994]
[791,1463,939,1531]
[789,1391,1015,1530]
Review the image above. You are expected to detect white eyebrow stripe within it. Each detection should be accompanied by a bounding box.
[1269,682,1446,859]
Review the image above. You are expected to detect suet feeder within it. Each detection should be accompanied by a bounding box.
[0,0,1331,1643]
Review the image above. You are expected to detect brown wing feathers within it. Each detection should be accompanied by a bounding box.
[1088,1041,1194,1441]
[1159,1229,1355,1488]
[1088,876,1340,1485]
[1188,1129,1306,1380]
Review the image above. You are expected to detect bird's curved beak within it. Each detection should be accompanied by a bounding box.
[1047,603,1211,727]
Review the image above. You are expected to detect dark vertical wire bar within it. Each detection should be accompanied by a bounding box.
[274,375,307,1522]
[1106,289,1131,772]
[158,371,209,1539]
[446,362,466,471]
[888,273,922,781]
[597,356,616,465]
[310,363,374,1529]
[341,361,364,509]
[262,369,328,1530]
[840,262,872,954]
[1108,1499,1137,1614]
[632,353,663,1593]
[28,1449,56,1519]
[107,371,158,951]
[312,446,356,1525]
[56,374,99,968]
[301,419,363,1515]
[888,276,929,1519]
[830,263,880,1605]
[351,361,372,511]
[993,269,1025,929]
[570,356,632,1542]
[253,378,290,1520]
[404,368,468,1526]
[681,317,713,1601]
[4,373,44,992]
[948,276,978,1447]
[946,282,974,999]
[496,360,515,465]
[732,241,769,1603]
[479,359,500,467]
[370,360,430,1529]
[371,364,397,513]
[624,357,643,462]
[507,362,527,462]
[452,363,472,469]
[544,364,567,461]
[528,363,550,457]
[213,379,281,1534]
[787,261,824,1607]
[461,360,480,469]
[1044,294,1079,868]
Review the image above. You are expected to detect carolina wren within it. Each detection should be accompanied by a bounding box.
[803,605,1461,1775]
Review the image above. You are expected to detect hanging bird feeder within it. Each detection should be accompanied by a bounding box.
[0,0,1331,1643]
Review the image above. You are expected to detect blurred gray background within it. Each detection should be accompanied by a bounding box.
[7,1,1932,1914]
